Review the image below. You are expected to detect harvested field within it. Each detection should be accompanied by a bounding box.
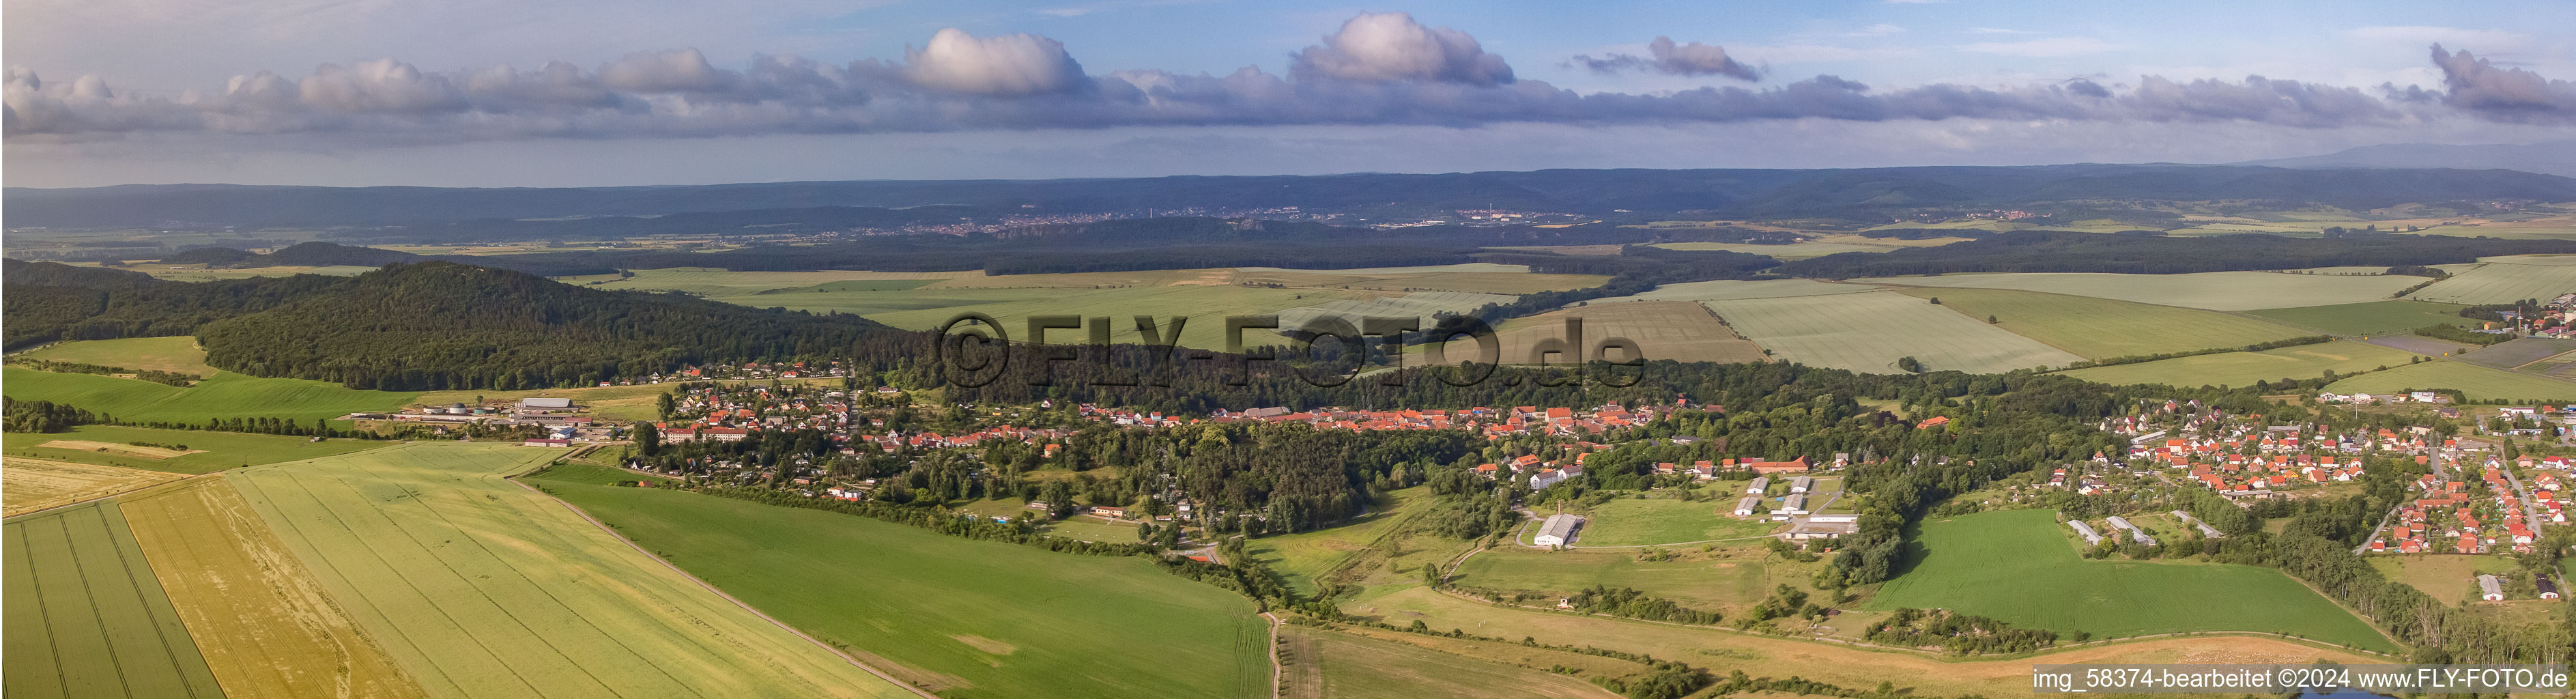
[1277,625,1617,699]
[1593,279,1880,303]
[1463,301,1766,365]
[2,425,395,475]
[1857,272,2419,311]
[3,458,188,517]
[36,440,203,459]
[119,477,431,699]
[1704,291,2083,373]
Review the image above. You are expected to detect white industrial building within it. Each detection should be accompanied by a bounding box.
[1533,513,1584,547]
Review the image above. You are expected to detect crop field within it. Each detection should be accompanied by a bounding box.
[16,337,220,376]
[2059,341,2419,388]
[1858,272,2419,311]
[1648,240,1901,259]
[129,265,378,281]
[119,476,432,699]
[1704,291,2084,373]
[1274,291,1517,332]
[1594,278,1879,303]
[555,267,977,295]
[2407,258,2576,304]
[3,425,395,474]
[229,443,911,699]
[853,285,1375,350]
[1570,496,1782,546]
[1867,509,2393,651]
[530,471,1269,699]
[2455,337,2576,369]
[1891,287,2311,359]
[1246,489,1429,597]
[1276,625,1617,699]
[1461,301,1766,365]
[1451,547,1809,612]
[1,458,188,516]
[2244,300,2482,337]
[2327,360,2576,401]
[5,498,227,699]
[2,367,419,426]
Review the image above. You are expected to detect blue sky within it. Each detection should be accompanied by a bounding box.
[5,1,2571,186]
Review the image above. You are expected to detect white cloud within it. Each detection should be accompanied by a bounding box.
[1289,12,1515,86]
[902,29,1089,96]
[1959,37,2124,57]
[2349,26,2528,50]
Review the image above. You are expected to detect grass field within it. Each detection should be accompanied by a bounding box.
[2059,341,2420,388]
[1277,625,1617,699]
[1867,509,2393,651]
[16,337,219,376]
[1275,291,1517,332]
[1592,279,1879,303]
[849,285,1374,350]
[1246,488,1430,597]
[530,466,1270,699]
[3,425,395,474]
[2409,258,2576,304]
[5,498,227,699]
[1467,301,1768,365]
[2325,360,2576,401]
[2366,555,2520,604]
[1,458,188,517]
[2,367,419,425]
[1648,241,1902,259]
[2245,300,2482,336]
[229,443,911,698]
[119,477,432,699]
[1571,496,1781,545]
[1451,546,1810,612]
[1704,291,2084,373]
[1893,287,2311,359]
[1858,272,2420,311]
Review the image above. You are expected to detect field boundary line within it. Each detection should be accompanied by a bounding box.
[2,470,215,524]
[505,474,942,699]
[1263,612,1283,699]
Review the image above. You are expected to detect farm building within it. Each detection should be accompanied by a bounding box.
[1733,496,1762,517]
[1747,476,1770,495]
[2104,515,2156,545]
[521,397,575,410]
[2068,520,2103,545]
[1790,476,1815,494]
[1781,493,1810,515]
[1533,514,1584,547]
[2541,575,2561,600]
[1781,516,1857,540]
[2480,575,2506,601]
[2171,510,2224,538]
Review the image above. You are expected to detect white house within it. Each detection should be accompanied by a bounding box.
[2479,574,2506,601]
[1533,514,1583,547]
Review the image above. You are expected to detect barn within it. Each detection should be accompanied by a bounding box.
[1533,514,1584,547]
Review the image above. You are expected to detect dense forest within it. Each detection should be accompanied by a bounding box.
[1779,231,2576,278]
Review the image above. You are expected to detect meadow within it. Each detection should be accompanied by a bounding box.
[1867,509,2394,651]
[1703,291,2084,373]
[2325,360,2576,401]
[1470,301,1767,365]
[1893,287,2311,359]
[1,367,419,425]
[1,457,186,516]
[4,498,227,699]
[530,468,1271,699]
[1857,272,2418,311]
[1275,291,1517,332]
[2245,300,2482,337]
[1246,488,1430,597]
[2057,341,2419,388]
[1570,495,1782,546]
[1276,625,1618,699]
[16,336,219,375]
[2365,555,2521,604]
[118,477,431,699]
[3,425,395,474]
[229,443,910,698]
[1450,547,1809,612]
[2408,257,2576,305]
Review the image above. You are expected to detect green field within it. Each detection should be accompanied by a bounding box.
[1648,241,1900,259]
[1859,271,2419,311]
[1703,290,2085,373]
[1450,547,1812,612]
[530,467,1270,699]
[5,498,227,699]
[1278,625,1618,699]
[2409,258,2576,305]
[1893,287,2312,359]
[1246,488,1429,597]
[839,285,1373,350]
[554,267,977,295]
[230,443,909,698]
[2325,360,2576,401]
[15,337,220,376]
[2246,300,2482,337]
[1570,496,1781,545]
[3,425,394,474]
[2,367,418,425]
[2059,341,2420,388]
[1867,509,2393,651]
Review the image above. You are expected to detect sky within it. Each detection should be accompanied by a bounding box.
[6,0,2575,188]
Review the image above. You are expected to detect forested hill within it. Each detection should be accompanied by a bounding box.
[13,164,2573,229]
[154,242,615,276]
[1778,231,2576,278]
[3,259,925,390]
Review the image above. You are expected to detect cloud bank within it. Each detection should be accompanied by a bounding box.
[5,12,2565,143]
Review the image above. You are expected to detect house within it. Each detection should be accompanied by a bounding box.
[1917,416,1950,430]
[1733,496,1762,517]
[1746,476,1770,495]
[2480,574,2506,601]
[1533,513,1584,547]
[1091,505,1128,519]
[2540,575,2561,600]
[521,438,571,447]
